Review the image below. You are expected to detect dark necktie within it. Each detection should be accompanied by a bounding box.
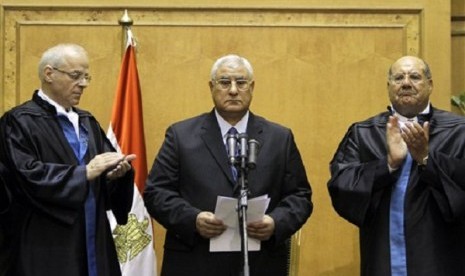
[389,153,412,276]
[227,127,238,182]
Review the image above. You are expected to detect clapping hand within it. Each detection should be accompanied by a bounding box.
[86,153,136,181]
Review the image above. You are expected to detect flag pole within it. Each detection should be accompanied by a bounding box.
[109,9,157,276]
[119,9,133,27]
[119,9,133,49]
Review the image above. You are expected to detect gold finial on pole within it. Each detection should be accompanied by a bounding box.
[119,9,133,27]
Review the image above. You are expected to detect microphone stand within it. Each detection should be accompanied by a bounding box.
[237,149,249,276]
[234,134,259,276]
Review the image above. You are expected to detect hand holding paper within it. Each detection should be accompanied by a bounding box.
[246,214,275,241]
[210,194,270,252]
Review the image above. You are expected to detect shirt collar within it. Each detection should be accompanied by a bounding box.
[215,109,249,140]
[37,89,72,116]
[390,103,430,120]
[38,89,80,136]
[390,103,430,127]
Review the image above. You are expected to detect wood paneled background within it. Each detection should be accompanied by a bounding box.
[0,0,460,275]
[452,0,465,108]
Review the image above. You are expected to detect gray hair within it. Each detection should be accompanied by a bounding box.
[210,54,254,80]
[38,44,88,80]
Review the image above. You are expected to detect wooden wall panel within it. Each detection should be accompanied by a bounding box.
[0,2,451,275]
[452,0,465,115]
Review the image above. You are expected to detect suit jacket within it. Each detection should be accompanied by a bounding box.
[144,110,313,276]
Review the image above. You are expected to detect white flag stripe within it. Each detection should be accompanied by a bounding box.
[106,26,157,275]
[107,126,157,276]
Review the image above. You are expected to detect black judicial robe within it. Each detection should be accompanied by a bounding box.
[328,107,465,276]
[0,162,12,276]
[0,91,134,276]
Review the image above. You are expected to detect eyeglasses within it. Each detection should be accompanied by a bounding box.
[213,78,252,91]
[390,73,426,84]
[52,67,92,83]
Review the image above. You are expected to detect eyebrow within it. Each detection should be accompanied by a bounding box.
[217,76,247,79]
[392,71,422,75]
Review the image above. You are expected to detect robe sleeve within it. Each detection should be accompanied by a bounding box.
[86,121,135,225]
[420,151,465,222]
[1,113,88,225]
[0,162,10,214]
[327,124,396,227]
[106,168,134,225]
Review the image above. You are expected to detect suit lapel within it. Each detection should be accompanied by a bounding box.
[200,111,236,184]
[246,112,264,148]
[200,111,265,185]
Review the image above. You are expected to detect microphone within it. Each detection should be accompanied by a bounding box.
[238,133,248,158]
[227,132,238,165]
[247,139,260,169]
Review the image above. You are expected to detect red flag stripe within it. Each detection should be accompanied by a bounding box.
[110,44,147,192]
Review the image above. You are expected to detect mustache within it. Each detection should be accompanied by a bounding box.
[398,89,416,96]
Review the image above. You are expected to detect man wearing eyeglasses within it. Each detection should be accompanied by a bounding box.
[144,54,313,276]
[328,56,465,276]
[0,43,136,276]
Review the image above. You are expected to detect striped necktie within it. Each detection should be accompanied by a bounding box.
[227,127,238,182]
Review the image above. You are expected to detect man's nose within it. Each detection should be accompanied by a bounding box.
[229,81,239,93]
[78,78,90,87]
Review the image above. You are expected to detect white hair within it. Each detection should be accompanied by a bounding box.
[210,54,254,80]
[38,43,88,80]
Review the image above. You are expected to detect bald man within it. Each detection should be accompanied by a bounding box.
[328,56,465,276]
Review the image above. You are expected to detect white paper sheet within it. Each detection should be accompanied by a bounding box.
[210,194,270,252]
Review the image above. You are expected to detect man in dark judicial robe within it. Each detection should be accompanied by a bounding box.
[0,44,136,276]
[328,56,465,276]
[144,54,312,276]
[0,162,12,276]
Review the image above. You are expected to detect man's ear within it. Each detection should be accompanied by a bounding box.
[43,65,54,83]
[249,81,255,93]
